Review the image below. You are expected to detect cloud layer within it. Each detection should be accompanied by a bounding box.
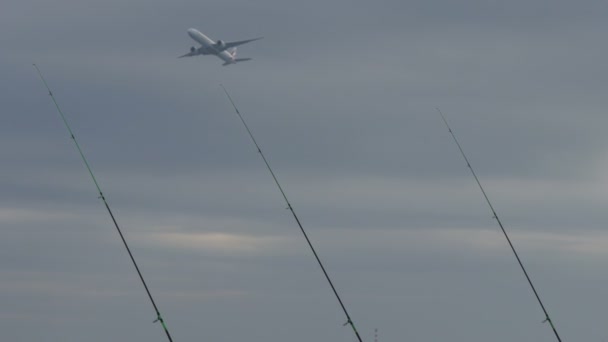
[3,0,608,341]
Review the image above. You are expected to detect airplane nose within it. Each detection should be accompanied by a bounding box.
[187,28,197,38]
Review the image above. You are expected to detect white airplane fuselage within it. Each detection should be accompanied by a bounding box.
[187,29,236,64]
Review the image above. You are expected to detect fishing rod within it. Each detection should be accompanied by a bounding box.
[33,64,174,342]
[220,85,364,342]
[436,108,562,342]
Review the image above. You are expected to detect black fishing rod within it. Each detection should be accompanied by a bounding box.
[436,108,562,342]
[33,64,174,342]
[220,85,364,342]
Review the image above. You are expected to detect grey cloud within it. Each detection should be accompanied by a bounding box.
[3,0,608,341]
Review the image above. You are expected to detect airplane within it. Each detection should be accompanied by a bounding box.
[179,28,263,66]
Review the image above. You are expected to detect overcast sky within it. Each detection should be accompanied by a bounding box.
[2,0,608,341]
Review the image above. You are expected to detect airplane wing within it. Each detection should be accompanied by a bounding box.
[224,37,263,50]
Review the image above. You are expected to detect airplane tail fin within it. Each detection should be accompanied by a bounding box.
[229,47,252,63]
[222,58,252,66]
[222,49,252,66]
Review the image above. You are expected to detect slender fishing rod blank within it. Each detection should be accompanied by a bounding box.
[33,64,174,342]
[436,108,562,342]
[220,85,363,342]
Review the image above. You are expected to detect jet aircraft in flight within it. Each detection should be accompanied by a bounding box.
[179,28,262,65]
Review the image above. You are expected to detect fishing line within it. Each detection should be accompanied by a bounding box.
[220,85,363,342]
[33,64,174,342]
[436,108,562,342]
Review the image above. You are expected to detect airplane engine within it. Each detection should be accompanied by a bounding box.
[190,46,196,52]
[216,40,226,48]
